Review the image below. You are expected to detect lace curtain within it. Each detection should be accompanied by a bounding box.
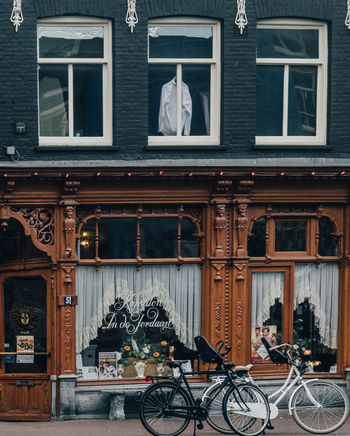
[252,263,338,349]
[76,264,201,353]
[294,263,338,349]
[251,271,285,328]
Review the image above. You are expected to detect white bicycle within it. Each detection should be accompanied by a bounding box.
[202,338,349,434]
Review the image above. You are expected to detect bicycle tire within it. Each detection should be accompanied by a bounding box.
[291,380,349,434]
[139,381,191,436]
[202,382,235,434]
[223,384,270,436]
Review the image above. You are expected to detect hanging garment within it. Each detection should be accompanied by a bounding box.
[158,78,192,136]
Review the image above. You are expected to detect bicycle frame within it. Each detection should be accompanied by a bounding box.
[267,363,320,415]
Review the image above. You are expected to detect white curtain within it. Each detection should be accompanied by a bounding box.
[76,264,201,353]
[251,271,284,328]
[294,263,338,349]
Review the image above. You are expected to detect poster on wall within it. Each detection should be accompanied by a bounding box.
[16,335,34,363]
[251,325,278,364]
[98,352,118,379]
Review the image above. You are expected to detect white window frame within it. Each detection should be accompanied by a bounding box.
[37,17,112,147]
[256,19,328,147]
[148,17,221,147]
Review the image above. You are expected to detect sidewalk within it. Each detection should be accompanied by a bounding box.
[1,412,350,436]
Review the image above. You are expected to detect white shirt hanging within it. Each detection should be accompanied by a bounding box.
[158,78,192,136]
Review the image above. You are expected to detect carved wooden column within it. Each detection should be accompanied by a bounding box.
[206,180,232,350]
[57,185,79,377]
[231,180,253,365]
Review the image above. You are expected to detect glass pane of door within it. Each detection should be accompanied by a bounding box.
[4,276,47,373]
[251,271,284,364]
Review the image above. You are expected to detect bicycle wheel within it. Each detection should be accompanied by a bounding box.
[291,380,349,434]
[223,384,270,436]
[202,383,234,434]
[139,382,191,436]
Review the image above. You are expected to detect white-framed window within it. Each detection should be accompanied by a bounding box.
[37,17,112,146]
[256,19,328,146]
[148,18,221,146]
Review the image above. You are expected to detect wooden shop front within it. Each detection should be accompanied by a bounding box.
[0,169,349,420]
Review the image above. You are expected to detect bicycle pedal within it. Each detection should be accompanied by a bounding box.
[267,423,274,430]
[197,422,204,430]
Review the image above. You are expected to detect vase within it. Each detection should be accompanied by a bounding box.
[117,364,124,379]
[156,363,164,376]
[135,360,146,377]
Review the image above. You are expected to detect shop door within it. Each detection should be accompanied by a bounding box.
[0,272,51,421]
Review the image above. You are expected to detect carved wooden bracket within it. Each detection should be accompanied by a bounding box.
[62,180,80,195]
[5,180,15,194]
[63,205,76,259]
[235,203,248,257]
[233,263,247,281]
[214,204,228,257]
[214,179,233,195]
[212,263,223,281]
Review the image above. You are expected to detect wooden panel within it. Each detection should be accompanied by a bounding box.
[0,379,51,421]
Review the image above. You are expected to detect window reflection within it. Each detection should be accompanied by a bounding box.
[275,221,307,251]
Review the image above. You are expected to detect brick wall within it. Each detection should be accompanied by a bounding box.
[0,0,349,163]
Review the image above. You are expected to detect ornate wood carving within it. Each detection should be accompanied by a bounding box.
[214,204,228,257]
[235,301,243,352]
[63,306,73,366]
[63,206,76,259]
[5,180,15,194]
[212,263,223,281]
[233,263,247,281]
[10,207,54,245]
[214,301,221,340]
[62,180,80,195]
[236,203,248,257]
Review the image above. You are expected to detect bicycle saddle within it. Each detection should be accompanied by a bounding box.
[167,360,188,369]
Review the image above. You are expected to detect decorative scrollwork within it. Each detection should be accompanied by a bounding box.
[10,0,23,32]
[126,0,138,33]
[346,0,350,29]
[11,207,54,245]
[235,0,248,35]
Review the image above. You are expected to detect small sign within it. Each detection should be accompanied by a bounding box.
[5,355,15,363]
[16,335,34,364]
[64,296,73,305]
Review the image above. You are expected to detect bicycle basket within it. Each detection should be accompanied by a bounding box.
[261,337,289,365]
[194,336,224,365]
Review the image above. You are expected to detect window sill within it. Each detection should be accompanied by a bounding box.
[146,144,226,151]
[35,145,118,152]
[253,144,332,151]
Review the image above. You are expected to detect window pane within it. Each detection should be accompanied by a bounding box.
[257,29,318,59]
[275,221,307,251]
[248,217,266,257]
[251,272,284,364]
[256,66,283,136]
[39,26,104,58]
[4,277,47,374]
[294,264,338,372]
[39,64,68,137]
[288,66,317,136]
[181,218,200,257]
[98,219,137,259]
[76,265,201,380]
[318,217,339,256]
[149,26,213,58]
[149,65,177,136]
[140,218,178,258]
[73,65,103,137]
[183,65,210,136]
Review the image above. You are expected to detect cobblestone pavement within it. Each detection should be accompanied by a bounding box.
[1,412,350,436]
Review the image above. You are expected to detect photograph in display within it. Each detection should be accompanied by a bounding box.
[98,351,118,379]
[251,325,278,364]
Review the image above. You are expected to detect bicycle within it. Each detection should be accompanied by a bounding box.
[259,337,350,434]
[138,335,270,436]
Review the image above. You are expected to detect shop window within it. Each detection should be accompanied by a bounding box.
[79,216,200,260]
[275,220,307,252]
[76,264,201,380]
[256,19,327,146]
[251,263,338,372]
[148,18,220,146]
[0,219,46,262]
[37,17,112,146]
[318,217,339,256]
[248,217,266,257]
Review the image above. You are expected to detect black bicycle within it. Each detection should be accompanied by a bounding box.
[138,336,270,436]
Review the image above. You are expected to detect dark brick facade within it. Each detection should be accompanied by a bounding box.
[0,0,350,163]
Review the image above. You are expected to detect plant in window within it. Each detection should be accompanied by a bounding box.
[293,318,313,362]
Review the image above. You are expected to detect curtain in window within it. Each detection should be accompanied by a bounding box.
[251,271,284,327]
[294,263,338,349]
[76,264,201,353]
